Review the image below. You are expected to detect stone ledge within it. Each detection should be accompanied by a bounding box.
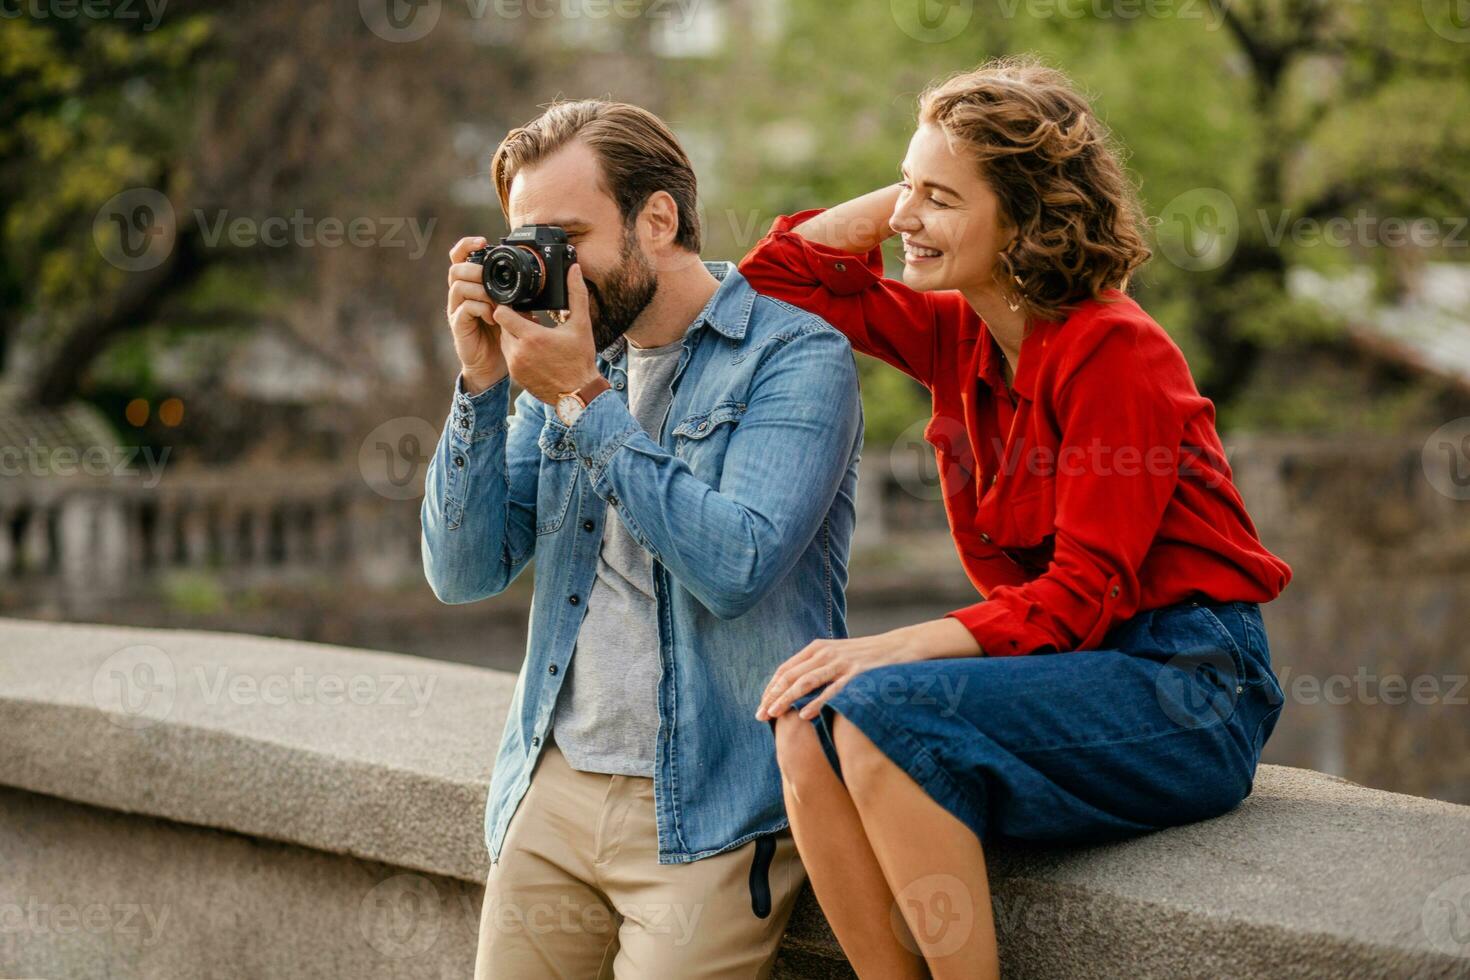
[2,617,1468,978]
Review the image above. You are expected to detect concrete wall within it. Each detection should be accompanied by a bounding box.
[2,617,1469,978]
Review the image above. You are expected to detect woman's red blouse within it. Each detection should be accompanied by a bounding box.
[739,209,1292,656]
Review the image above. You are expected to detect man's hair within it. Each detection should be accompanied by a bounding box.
[918,56,1151,322]
[490,99,702,252]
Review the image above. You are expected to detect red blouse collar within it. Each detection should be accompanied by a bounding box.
[974,310,1057,401]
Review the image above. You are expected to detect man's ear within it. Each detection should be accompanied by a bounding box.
[638,190,681,250]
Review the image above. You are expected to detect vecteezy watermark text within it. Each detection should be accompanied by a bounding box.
[0,0,167,30]
[194,210,435,259]
[0,440,169,487]
[358,0,699,44]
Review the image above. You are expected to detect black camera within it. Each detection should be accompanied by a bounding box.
[468,225,577,313]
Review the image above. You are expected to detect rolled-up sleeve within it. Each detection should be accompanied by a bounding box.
[739,209,939,386]
[946,319,1187,655]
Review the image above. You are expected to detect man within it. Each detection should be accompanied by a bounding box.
[420,99,864,978]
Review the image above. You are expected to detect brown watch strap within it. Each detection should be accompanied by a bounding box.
[574,374,612,406]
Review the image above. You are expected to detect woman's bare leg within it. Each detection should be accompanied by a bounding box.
[773,712,928,979]
[830,714,999,980]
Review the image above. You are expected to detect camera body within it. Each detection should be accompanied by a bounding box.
[468,225,577,313]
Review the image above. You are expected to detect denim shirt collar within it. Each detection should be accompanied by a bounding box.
[596,261,753,364]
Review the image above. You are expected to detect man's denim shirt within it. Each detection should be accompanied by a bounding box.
[421,262,864,865]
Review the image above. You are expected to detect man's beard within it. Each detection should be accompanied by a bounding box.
[583,226,659,352]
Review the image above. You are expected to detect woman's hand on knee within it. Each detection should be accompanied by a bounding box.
[755,632,926,722]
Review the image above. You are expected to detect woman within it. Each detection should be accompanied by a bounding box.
[743,58,1291,979]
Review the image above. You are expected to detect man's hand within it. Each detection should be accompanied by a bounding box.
[446,236,508,395]
[493,263,601,404]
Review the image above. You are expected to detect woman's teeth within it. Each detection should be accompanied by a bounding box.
[904,243,942,260]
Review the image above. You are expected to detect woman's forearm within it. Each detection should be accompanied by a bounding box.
[891,616,985,660]
[786,184,903,254]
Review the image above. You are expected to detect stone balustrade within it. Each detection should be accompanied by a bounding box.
[2,617,1468,978]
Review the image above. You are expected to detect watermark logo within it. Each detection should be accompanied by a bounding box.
[1154,187,1239,272]
[359,0,698,43]
[891,0,973,42]
[890,872,976,958]
[0,440,170,487]
[92,644,178,730]
[0,900,171,948]
[194,210,435,259]
[93,191,437,269]
[992,0,1227,28]
[94,188,176,272]
[360,0,441,42]
[91,645,439,727]
[0,0,168,30]
[359,417,439,501]
[1421,873,1470,958]
[360,874,443,958]
[1423,417,1470,501]
[1423,0,1470,43]
[1155,649,1241,730]
[890,414,973,501]
[1275,666,1467,707]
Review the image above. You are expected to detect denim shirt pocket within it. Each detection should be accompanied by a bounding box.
[536,417,579,535]
[671,401,746,475]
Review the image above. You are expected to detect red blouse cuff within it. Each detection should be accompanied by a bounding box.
[945,596,1060,657]
[765,209,886,295]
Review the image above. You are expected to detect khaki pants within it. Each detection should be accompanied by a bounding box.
[474,739,806,979]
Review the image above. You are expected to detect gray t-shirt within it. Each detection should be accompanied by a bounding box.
[550,335,683,776]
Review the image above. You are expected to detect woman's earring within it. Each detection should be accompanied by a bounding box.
[1007,275,1024,313]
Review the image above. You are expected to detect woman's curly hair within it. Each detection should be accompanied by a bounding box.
[918,57,1151,323]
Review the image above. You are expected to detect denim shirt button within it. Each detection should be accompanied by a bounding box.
[453,455,465,468]
[548,664,558,675]
[582,520,596,532]
[531,736,540,747]
[568,594,580,606]
[615,380,626,390]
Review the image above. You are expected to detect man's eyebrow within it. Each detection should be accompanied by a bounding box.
[541,218,590,230]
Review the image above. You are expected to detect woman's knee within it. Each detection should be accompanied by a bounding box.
[829,714,893,797]
[773,711,836,802]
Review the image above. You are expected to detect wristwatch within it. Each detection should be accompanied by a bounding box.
[555,374,612,426]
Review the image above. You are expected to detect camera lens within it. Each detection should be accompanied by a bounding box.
[482,245,543,305]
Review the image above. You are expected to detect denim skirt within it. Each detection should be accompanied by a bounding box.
[785,598,1285,844]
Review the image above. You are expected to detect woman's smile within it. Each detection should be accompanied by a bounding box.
[901,236,945,264]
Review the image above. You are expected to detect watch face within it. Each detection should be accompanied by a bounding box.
[556,394,583,425]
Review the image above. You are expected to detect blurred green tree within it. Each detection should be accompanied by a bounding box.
[663,0,1470,441]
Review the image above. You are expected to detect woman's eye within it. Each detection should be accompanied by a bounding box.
[898,180,912,191]
[929,197,951,209]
